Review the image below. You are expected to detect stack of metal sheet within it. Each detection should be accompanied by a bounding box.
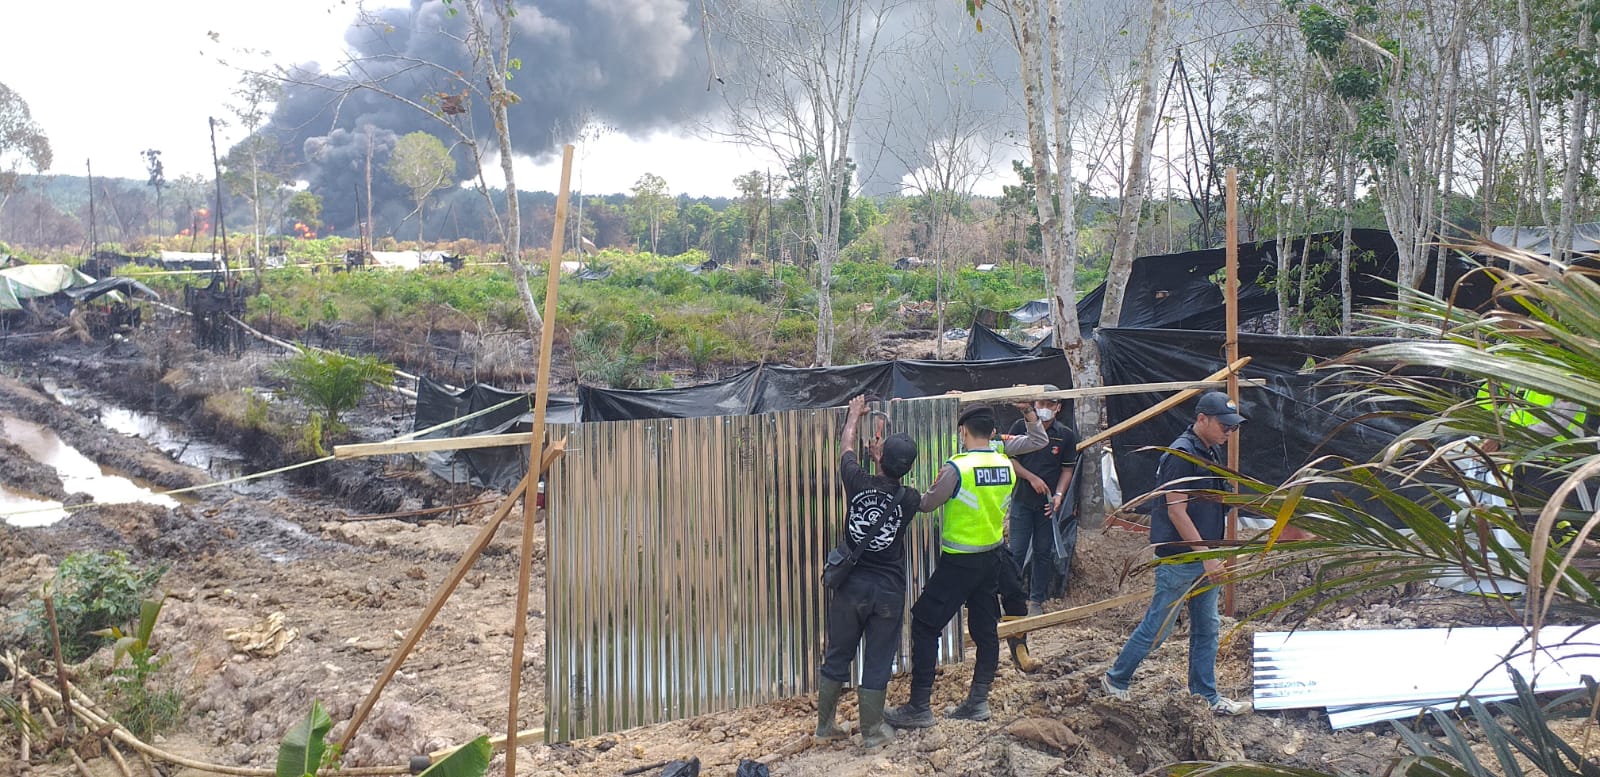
[1253,624,1600,728]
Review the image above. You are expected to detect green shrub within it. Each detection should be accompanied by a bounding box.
[270,350,395,433]
[27,551,168,663]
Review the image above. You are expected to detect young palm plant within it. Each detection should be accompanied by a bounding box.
[270,350,395,436]
[1161,243,1600,774]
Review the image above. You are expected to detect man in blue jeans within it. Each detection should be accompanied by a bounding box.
[1102,391,1251,716]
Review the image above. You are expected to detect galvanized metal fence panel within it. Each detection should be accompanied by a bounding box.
[545,399,961,741]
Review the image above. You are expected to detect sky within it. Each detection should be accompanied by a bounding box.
[0,0,783,198]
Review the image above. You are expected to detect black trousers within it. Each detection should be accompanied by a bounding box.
[997,546,1029,617]
[909,549,1001,694]
[820,573,905,690]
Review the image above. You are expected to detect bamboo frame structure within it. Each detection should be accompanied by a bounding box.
[505,143,574,777]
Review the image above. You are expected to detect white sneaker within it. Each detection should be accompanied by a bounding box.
[1210,696,1251,716]
[1100,675,1131,701]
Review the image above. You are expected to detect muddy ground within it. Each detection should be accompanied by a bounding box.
[0,322,1549,777]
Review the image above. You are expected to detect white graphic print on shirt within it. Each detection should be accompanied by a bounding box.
[847,489,904,553]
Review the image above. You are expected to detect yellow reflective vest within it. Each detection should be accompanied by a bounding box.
[1478,385,1587,440]
[940,449,1013,554]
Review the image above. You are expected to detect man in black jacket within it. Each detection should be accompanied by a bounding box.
[816,395,923,748]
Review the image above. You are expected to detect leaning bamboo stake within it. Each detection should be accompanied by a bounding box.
[995,590,1152,639]
[43,593,75,731]
[20,691,30,763]
[71,750,96,777]
[107,741,136,777]
[1075,357,1253,452]
[427,726,546,762]
[336,439,565,756]
[507,143,574,777]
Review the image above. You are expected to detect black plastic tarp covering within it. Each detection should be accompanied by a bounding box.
[579,365,764,421]
[582,356,1075,421]
[964,322,1058,360]
[62,277,160,302]
[1096,328,1414,517]
[413,377,580,489]
[748,363,895,413]
[420,356,1077,487]
[1076,229,1421,333]
[1010,298,1052,324]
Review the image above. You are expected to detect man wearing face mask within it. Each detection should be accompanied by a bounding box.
[1101,391,1251,715]
[1005,397,1079,616]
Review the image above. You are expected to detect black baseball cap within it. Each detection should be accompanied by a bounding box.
[958,405,994,427]
[880,433,918,478]
[1196,391,1246,425]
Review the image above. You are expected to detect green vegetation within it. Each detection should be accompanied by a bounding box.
[276,702,335,777]
[27,551,167,663]
[93,595,184,739]
[276,701,491,777]
[270,350,395,438]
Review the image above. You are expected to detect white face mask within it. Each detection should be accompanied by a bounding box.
[1035,407,1055,422]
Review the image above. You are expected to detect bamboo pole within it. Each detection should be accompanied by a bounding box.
[506,144,574,777]
[3,661,408,776]
[427,727,546,762]
[43,594,75,731]
[333,432,541,459]
[995,589,1153,638]
[1075,357,1253,452]
[1224,166,1241,617]
[335,439,565,756]
[897,379,1268,407]
[20,691,30,763]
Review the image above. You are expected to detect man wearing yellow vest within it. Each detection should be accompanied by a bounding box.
[885,402,1048,728]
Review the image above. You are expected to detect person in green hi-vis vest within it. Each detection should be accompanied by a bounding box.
[884,402,1048,728]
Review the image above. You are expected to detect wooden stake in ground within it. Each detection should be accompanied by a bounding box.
[1224,166,1241,617]
[43,593,74,731]
[506,144,574,777]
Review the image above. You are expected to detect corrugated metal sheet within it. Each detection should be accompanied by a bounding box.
[1254,624,1600,729]
[544,399,960,741]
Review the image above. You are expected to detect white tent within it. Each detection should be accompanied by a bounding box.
[368,250,451,270]
[0,264,97,311]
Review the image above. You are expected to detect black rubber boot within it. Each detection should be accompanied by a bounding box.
[857,688,895,748]
[1002,616,1042,673]
[945,682,991,721]
[883,685,936,729]
[815,677,849,740]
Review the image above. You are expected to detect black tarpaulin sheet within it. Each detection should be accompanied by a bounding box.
[1078,229,1414,333]
[892,357,1071,399]
[578,365,764,421]
[62,277,159,302]
[964,322,1049,360]
[748,363,895,413]
[1010,298,1052,324]
[414,377,580,489]
[1095,328,1412,516]
[421,357,1079,487]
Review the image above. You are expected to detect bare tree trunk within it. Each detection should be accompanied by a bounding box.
[1099,0,1167,327]
[1556,11,1592,262]
[1517,0,1554,229]
[1049,0,1105,525]
[1340,148,1354,335]
[471,0,541,345]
